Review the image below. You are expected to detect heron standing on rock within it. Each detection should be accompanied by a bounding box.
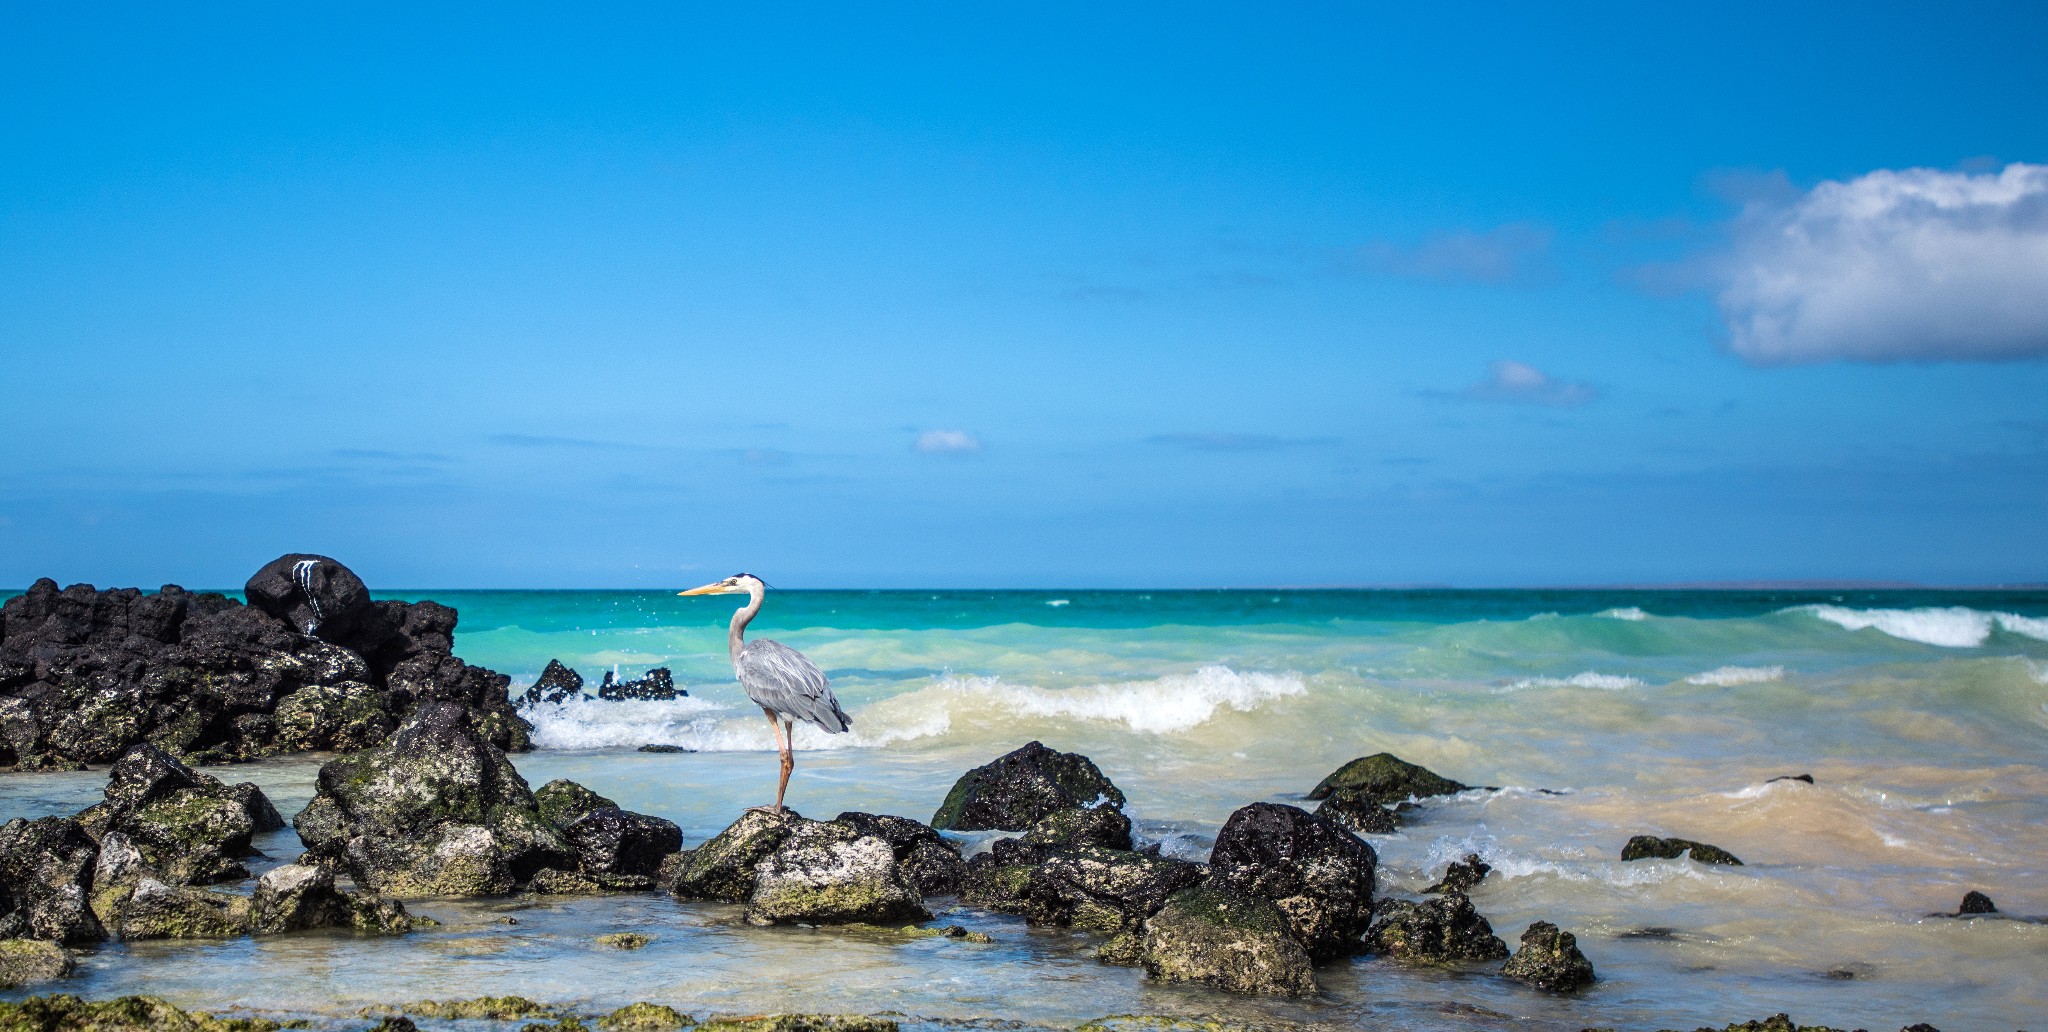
[678,573,850,812]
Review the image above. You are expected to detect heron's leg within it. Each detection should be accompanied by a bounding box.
[747,708,786,814]
[775,719,796,812]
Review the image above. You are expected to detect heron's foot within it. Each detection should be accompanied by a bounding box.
[745,804,784,815]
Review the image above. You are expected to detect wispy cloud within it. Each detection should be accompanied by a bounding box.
[1147,433,1339,451]
[1355,222,1555,285]
[1716,162,2048,364]
[913,429,983,455]
[1440,360,1599,407]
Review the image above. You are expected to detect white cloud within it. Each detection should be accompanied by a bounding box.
[1453,360,1598,407]
[1719,162,2048,364]
[913,429,982,454]
[1358,223,1554,285]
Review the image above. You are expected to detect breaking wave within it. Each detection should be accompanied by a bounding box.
[1598,606,1650,621]
[1796,605,2048,648]
[1505,672,1646,691]
[1686,665,1787,686]
[899,665,1308,735]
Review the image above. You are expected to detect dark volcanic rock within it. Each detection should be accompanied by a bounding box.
[520,660,586,706]
[743,819,930,926]
[1204,802,1377,960]
[1022,846,1206,933]
[669,808,805,902]
[1307,753,1467,805]
[1956,891,1997,915]
[1363,891,1508,963]
[0,938,73,987]
[0,561,532,769]
[1138,886,1317,996]
[1423,853,1491,894]
[77,744,270,885]
[0,817,104,945]
[1022,802,1134,851]
[293,702,570,896]
[1501,920,1596,991]
[931,741,1126,832]
[244,554,375,644]
[1313,795,1401,835]
[534,779,618,828]
[248,863,411,934]
[1621,835,1743,866]
[1768,773,1815,785]
[559,807,683,880]
[832,812,969,896]
[597,667,681,701]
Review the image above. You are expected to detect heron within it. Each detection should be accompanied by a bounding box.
[678,573,851,812]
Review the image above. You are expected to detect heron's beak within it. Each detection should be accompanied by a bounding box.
[678,582,731,596]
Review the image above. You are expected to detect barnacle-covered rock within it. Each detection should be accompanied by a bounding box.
[743,820,929,926]
[831,811,968,896]
[1138,887,1316,997]
[1362,891,1508,963]
[1204,802,1376,960]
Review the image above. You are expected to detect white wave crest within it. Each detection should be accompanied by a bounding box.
[923,666,1306,734]
[1686,665,1787,686]
[1598,607,1650,621]
[1506,672,1645,691]
[1798,605,2048,647]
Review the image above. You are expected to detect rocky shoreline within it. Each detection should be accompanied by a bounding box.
[0,560,2020,1031]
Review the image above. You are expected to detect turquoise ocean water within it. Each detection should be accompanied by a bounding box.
[5,588,2048,1030]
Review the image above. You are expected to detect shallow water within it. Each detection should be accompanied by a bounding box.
[5,589,2047,1030]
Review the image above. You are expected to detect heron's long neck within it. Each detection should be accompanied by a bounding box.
[729,586,764,667]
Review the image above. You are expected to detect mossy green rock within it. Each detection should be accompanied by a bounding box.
[1021,803,1133,850]
[744,820,929,926]
[535,779,620,828]
[930,741,1124,832]
[1363,891,1508,963]
[1665,1016,1849,1032]
[78,744,272,886]
[0,994,284,1032]
[1076,1018,1266,1032]
[270,681,395,753]
[103,877,249,940]
[695,1017,896,1032]
[248,863,411,935]
[1138,887,1316,997]
[1307,753,1466,805]
[1621,835,1743,866]
[1024,846,1206,933]
[0,939,72,988]
[378,996,556,1019]
[1501,920,1596,991]
[0,816,107,945]
[597,1002,693,1031]
[670,809,804,902]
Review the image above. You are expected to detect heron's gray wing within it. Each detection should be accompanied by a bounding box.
[737,638,852,733]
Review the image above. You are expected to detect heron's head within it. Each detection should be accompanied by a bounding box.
[678,572,764,597]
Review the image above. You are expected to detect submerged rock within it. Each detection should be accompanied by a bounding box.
[1956,890,1997,915]
[0,816,105,945]
[670,809,805,903]
[1621,835,1743,866]
[1204,802,1377,960]
[745,819,929,926]
[595,932,653,950]
[598,1002,694,1031]
[831,811,969,896]
[1022,802,1134,851]
[1138,887,1317,996]
[522,659,587,706]
[1308,753,1468,805]
[1423,852,1491,894]
[1500,920,1596,991]
[0,938,72,988]
[931,741,1126,832]
[293,702,571,896]
[1363,891,1508,963]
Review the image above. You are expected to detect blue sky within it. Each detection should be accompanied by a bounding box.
[4,2,2045,588]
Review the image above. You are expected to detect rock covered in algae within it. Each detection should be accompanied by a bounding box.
[1363,890,1508,963]
[1500,920,1596,991]
[1423,852,1491,893]
[75,744,276,885]
[670,808,805,902]
[830,811,968,896]
[1665,1016,1861,1032]
[1621,835,1743,866]
[695,1016,897,1032]
[1204,802,1376,960]
[1138,886,1317,996]
[595,931,653,949]
[292,701,572,896]
[0,938,73,988]
[0,816,104,944]
[1022,845,1206,933]
[1022,801,1134,851]
[0,993,288,1031]
[744,819,929,926]
[99,875,248,940]
[247,863,411,934]
[930,741,1125,832]
[374,996,557,1019]
[1308,752,1468,805]
[597,1002,695,1031]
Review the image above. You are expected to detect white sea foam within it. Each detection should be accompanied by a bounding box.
[1998,612,2048,642]
[1796,605,2048,648]
[1686,665,1786,686]
[1505,672,1645,691]
[1598,606,1650,621]
[920,666,1306,734]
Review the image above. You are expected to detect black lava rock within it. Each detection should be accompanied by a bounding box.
[244,554,374,644]
[1205,802,1377,960]
[0,816,105,944]
[1364,890,1508,963]
[1501,920,1596,991]
[1423,852,1492,894]
[832,811,969,896]
[1957,891,1997,915]
[597,667,680,701]
[1621,835,1743,866]
[521,660,586,706]
[931,741,1126,831]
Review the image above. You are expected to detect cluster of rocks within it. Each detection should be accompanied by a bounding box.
[517,659,685,706]
[0,742,412,982]
[666,808,954,927]
[294,702,682,896]
[0,554,530,770]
